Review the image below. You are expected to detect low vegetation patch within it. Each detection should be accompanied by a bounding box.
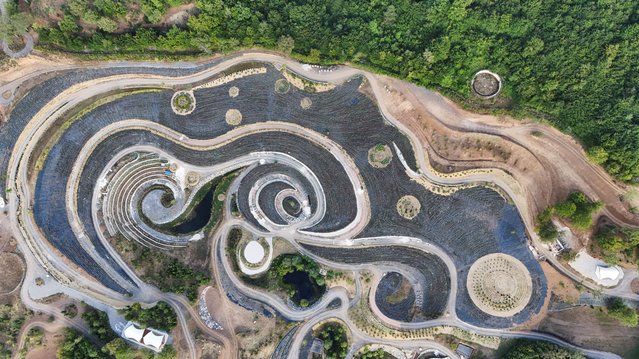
[119,238,210,302]
[606,297,638,327]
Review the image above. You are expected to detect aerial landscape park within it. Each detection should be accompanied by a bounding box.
[0,1,638,359]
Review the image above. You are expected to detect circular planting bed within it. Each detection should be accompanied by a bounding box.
[467,253,532,317]
[274,79,291,94]
[186,172,200,187]
[225,109,242,126]
[228,86,240,98]
[397,195,421,220]
[300,97,312,109]
[471,70,502,98]
[282,196,302,216]
[237,234,270,269]
[375,272,416,322]
[368,144,393,168]
[171,90,196,115]
[0,253,25,294]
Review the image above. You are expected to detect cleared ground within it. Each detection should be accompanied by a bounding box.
[538,306,639,358]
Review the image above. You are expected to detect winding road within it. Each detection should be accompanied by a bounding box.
[1,52,633,359]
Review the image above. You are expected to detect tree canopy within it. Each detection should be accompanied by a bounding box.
[22,1,639,180]
[501,339,584,359]
[316,322,349,359]
[607,297,639,327]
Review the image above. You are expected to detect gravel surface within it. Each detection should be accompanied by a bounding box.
[16,64,546,325]
[302,245,450,320]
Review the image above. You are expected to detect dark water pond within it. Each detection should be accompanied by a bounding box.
[173,188,214,234]
[283,270,323,304]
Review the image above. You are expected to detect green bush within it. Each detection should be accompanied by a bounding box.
[536,208,558,242]
[123,302,177,331]
[82,306,117,342]
[357,348,392,359]
[553,192,602,230]
[57,329,107,359]
[607,297,639,327]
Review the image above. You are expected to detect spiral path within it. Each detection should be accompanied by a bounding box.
[0,53,617,359]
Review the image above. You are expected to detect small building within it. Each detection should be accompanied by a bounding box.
[309,338,324,358]
[122,322,168,352]
[456,343,474,359]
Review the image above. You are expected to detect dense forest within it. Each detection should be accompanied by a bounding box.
[6,0,639,180]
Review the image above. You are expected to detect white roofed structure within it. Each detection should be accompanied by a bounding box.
[123,324,145,342]
[596,265,621,281]
[121,322,168,352]
[142,330,166,351]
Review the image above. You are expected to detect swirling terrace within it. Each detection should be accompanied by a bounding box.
[0,53,623,358]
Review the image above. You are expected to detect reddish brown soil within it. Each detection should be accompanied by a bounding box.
[376,76,639,228]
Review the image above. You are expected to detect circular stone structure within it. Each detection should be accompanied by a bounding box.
[471,70,502,99]
[171,90,196,115]
[229,86,239,97]
[300,97,312,109]
[368,144,393,168]
[186,172,200,186]
[225,109,242,126]
[397,195,421,220]
[467,253,533,317]
[243,240,266,264]
[282,196,302,216]
[274,79,291,94]
[0,252,25,294]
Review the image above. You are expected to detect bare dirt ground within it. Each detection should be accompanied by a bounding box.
[539,306,639,358]
[204,280,293,359]
[0,53,78,86]
[376,76,639,228]
[515,262,581,331]
[0,252,26,293]
[541,262,581,304]
[22,317,65,359]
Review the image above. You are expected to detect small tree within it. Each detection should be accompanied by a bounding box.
[587,146,609,165]
[277,35,294,55]
[0,4,32,40]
